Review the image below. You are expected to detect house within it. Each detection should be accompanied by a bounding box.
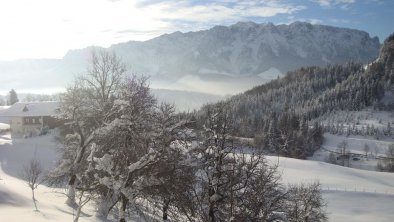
[0,101,60,137]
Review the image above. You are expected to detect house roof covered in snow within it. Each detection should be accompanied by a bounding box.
[0,102,60,117]
[0,106,11,114]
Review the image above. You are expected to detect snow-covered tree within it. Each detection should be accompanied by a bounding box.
[190,102,293,221]
[49,49,126,206]
[139,103,197,221]
[21,158,42,211]
[286,182,328,222]
[337,140,349,167]
[194,102,237,221]
[87,75,157,221]
[86,76,196,221]
[379,144,394,172]
[364,144,370,160]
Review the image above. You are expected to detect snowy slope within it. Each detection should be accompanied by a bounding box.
[271,156,394,193]
[324,191,394,222]
[1,132,394,221]
[313,109,394,171]
[0,167,99,222]
[268,156,394,222]
[0,132,102,222]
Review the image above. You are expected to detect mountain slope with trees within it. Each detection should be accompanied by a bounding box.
[200,33,394,159]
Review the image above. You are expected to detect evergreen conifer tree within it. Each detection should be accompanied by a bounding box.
[8,89,18,105]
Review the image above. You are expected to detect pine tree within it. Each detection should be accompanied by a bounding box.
[268,113,279,153]
[8,89,18,105]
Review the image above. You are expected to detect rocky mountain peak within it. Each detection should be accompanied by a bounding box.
[0,21,384,95]
[379,33,394,69]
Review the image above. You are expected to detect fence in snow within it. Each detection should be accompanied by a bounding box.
[321,185,394,195]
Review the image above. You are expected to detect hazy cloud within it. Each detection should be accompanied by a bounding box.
[329,18,351,23]
[285,17,323,25]
[140,1,305,22]
[0,0,391,61]
[0,0,305,60]
[311,0,355,8]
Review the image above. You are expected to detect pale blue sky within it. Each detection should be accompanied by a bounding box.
[0,0,392,60]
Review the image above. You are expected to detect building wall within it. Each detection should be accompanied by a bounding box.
[10,116,44,137]
[9,117,23,134]
[43,116,60,129]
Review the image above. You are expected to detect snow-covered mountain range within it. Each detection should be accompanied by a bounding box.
[0,21,381,95]
[107,21,380,78]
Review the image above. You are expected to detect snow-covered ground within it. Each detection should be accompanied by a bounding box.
[311,133,393,171]
[313,109,394,171]
[0,166,99,222]
[321,133,393,156]
[269,156,394,222]
[323,191,394,222]
[0,129,103,222]
[1,129,394,221]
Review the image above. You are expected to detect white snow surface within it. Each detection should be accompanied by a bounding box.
[0,133,102,222]
[269,156,394,222]
[313,109,394,171]
[1,132,394,221]
[257,67,284,80]
[0,123,9,131]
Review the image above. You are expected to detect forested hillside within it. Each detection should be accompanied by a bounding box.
[199,33,394,159]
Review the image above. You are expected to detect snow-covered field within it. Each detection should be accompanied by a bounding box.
[321,133,393,156]
[0,166,98,222]
[1,128,394,221]
[312,109,394,171]
[269,156,394,222]
[0,128,102,222]
[311,133,393,171]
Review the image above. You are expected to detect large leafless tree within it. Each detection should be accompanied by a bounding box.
[49,49,126,206]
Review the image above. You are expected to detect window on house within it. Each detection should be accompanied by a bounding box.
[24,117,41,124]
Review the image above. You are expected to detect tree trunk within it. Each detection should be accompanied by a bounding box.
[96,193,119,219]
[67,127,92,206]
[163,200,170,221]
[66,176,76,206]
[119,194,128,222]
[32,189,38,211]
[74,205,82,222]
[208,187,216,222]
[209,203,215,222]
